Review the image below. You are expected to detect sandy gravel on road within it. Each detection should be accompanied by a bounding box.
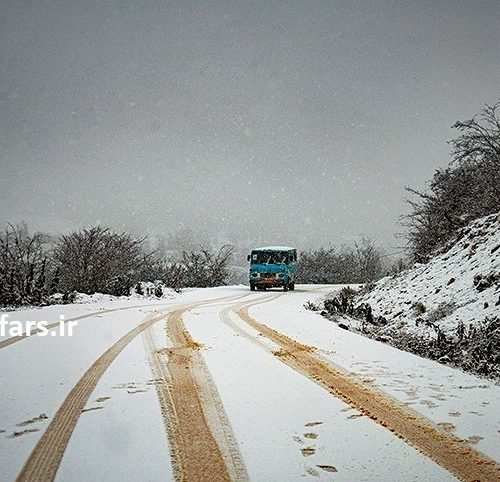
[145,295,249,482]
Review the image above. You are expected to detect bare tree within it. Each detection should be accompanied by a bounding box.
[403,102,500,261]
[181,245,235,287]
[297,239,383,284]
[53,226,146,295]
[0,224,50,305]
[354,238,383,283]
[139,245,235,289]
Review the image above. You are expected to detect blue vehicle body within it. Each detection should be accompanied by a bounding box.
[247,246,298,291]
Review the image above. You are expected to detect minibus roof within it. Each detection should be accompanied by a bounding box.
[252,246,296,252]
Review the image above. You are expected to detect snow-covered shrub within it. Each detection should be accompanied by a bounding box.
[372,315,500,381]
[426,301,457,324]
[412,301,426,315]
[154,282,163,298]
[134,282,144,295]
[303,300,321,311]
[473,272,499,292]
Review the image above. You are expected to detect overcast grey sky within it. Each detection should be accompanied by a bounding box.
[1,0,499,250]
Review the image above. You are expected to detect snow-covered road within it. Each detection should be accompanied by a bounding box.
[1,285,499,481]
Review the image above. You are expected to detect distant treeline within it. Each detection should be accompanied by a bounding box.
[297,238,392,285]
[0,225,235,306]
[0,220,394,307]
[404,102,500,262]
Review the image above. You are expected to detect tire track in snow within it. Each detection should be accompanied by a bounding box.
[144,294,252,482]
[224,297,500,482]
[16,309,173,482]
[218,294,282,349]
[16,292,248,482]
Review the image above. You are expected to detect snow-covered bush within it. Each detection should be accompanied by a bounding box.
[371,315,500,381]
[132,281,173,299]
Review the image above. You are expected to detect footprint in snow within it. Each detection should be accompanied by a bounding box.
[146,378,164,386]
[82,406,104,413]
[420,399,439,408]
[437,422,455,433]
[347,413,364,420]
[16,413,48,427]
[305,467,319,477]
[113,382,139,390]
[466,435,484,444]
[301,447,316,457]
[127,389,147,394]
[305,421,323,427]
[430,393,447,401]
[8,428,40,438]
[317,465,337,473]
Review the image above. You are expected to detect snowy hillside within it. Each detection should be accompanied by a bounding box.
[321,212,500,379]
[357,212,500,333]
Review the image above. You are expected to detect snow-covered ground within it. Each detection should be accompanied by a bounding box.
[1,285,499,481]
